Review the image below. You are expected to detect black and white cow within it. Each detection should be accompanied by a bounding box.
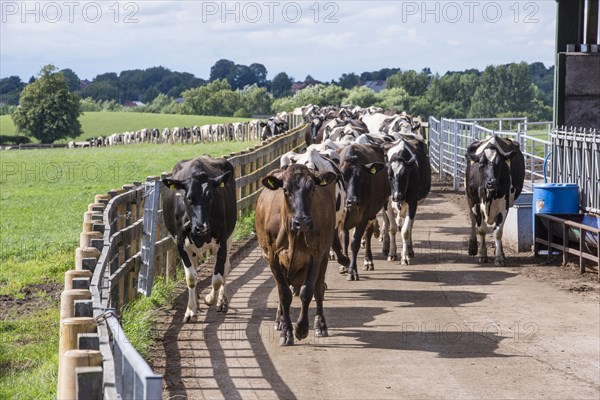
[382,137,431,264]
[339,143,390,280]
[162,156,237,322]
[261,117,289,140]
[465,135,525,266]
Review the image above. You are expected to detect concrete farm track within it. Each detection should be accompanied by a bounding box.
[148,183,600,400]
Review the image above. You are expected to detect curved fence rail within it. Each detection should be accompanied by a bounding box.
[56,120,308,399]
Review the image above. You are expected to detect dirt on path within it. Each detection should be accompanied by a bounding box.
[148,181,600,400]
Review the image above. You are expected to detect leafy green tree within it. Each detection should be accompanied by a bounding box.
[0,76,26,105]
[271,72,293,98]
[182,79,240,116]
[59,68,80,92]
[376,87,409,111]
[233,64,257,89]
[80,80,119,102]
[239,85,272,115]
[210,59,236,85]
[469,63,534,118]
[12,64,82,143]
[387,70,430,96]
[338,73,360,89]
[342,86,377,106]
[249,63,268,87]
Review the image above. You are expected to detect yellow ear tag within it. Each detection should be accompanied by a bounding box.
[370,167,377,174]
[219,182,225,188]
[319,179,327,186]
[267,178,274,187]
[169,184,176,190]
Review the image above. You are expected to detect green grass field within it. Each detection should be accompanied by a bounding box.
[0,141,258,399]
[0,112,251,142]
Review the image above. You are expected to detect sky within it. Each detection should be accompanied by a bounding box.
[0,1,557,82]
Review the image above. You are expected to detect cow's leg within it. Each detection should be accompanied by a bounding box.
[296,256,323,341]
[331,229,350,267]
[339,228,350,274]
[493,211,508,266]
[381,209,391,256]
[181,242,199,323]
[348,220,368,281]
[313,257,329,337]
[204,238,230,313]
[363,222,375,271]
[477,220,488,263]
[468,204,481,257]
[400,204,417,265]
[271,263,293,346]
[388,207,399,261]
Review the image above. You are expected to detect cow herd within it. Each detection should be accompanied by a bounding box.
[161,104,525,346]
[67,117,293,149]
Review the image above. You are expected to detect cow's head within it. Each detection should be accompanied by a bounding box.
[341,155,385,211]
[310,115,325,140]
[261,118,288,140]
[388,148,417,206]
[262,164,336,233]
[466,142,519,201]
[163,171,232,246]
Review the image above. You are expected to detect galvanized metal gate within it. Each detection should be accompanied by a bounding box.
[138,179,162,297]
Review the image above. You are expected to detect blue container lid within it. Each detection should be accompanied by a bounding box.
[533,183,579,189]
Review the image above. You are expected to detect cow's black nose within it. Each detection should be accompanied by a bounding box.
[392,192,404,203]
[292,217,313,232]
[346,196,359,207]
[486,178,497,188]
[194,224,208,235]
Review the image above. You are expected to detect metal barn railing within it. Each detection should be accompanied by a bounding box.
[552,126,600,214]
[58,121,308,399]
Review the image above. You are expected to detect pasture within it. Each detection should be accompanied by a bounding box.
[0,141,258,399]
[0,112,252,142]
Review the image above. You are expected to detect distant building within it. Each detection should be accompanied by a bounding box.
[124,101,145,108]
[362,80,387,93]
[291,82,309,93]
[79,79,91,90]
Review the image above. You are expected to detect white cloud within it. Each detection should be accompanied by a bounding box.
[0,0,557,81]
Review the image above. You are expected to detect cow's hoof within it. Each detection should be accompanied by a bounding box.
[495,258,506,267]
[216,297,228,313]
[347,271,360,281]
[338,255,350,267]
[280,332,294,346]
[314,316,328,337]
[363,261,374,271]
[295,323,309,341]
[329,251,337,261]
[388,254,398,261]
[478,256,489,263]
[183,310,197,323]
[468,240,478,256]
[339,265,348,274]
[401,257,411,266]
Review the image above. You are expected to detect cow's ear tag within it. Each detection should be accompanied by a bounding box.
[219,182,225,188]
[267,178,274,187]
[169,184,177,190]
[319,179,328,186]
[370,167,377,174]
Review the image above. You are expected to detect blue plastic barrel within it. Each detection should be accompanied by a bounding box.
[532,183,580,237]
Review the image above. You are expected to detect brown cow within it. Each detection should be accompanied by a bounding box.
[255,164,337,346]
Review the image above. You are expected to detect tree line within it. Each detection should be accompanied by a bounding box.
[3,61,553,143]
